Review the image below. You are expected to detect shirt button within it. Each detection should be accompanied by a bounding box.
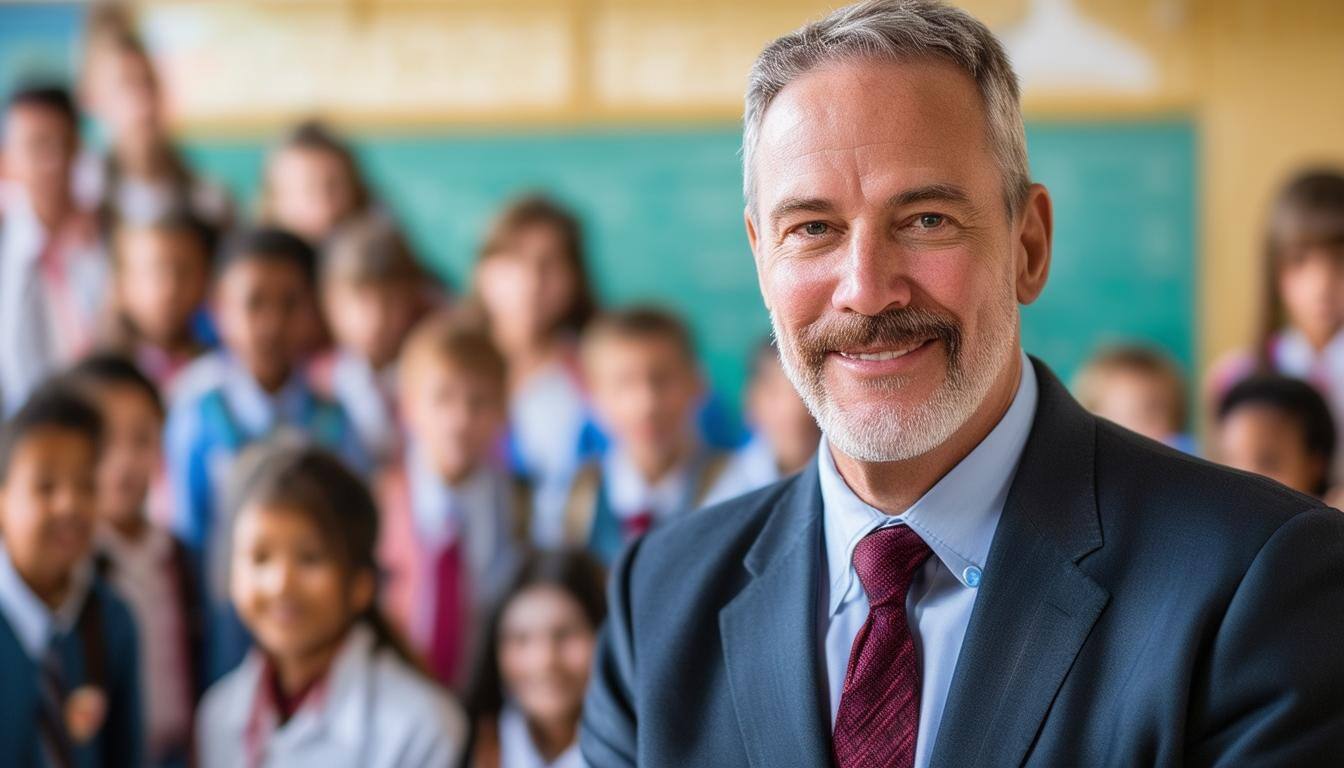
[963,566,983,588]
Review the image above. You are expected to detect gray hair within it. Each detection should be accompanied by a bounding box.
[742,0,1030,218]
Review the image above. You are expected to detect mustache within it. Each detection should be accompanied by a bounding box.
[792,306,963,365]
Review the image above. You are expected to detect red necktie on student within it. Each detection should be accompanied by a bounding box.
[832,525,933,768]
[427,538,467,686]
[622,509,655,541]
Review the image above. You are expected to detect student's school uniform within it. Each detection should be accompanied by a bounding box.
[166,351,368,683]
[0,183,108,415]
[698,433,794,508]
[556,444,737,564]
[467,704,583,768]
[196,622,466,768]
[0,547,143,768]
[506,356,592,530]
[310,349,401,467]
[97,524,200,765]
[74,149,234,230]
[1211,328,1344,480]
[376,450,528,689]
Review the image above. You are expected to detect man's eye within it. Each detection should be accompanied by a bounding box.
[916,214,945,229]
[801,222,830,236]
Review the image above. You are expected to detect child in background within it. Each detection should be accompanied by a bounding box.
[261,121,371,247]
[704,339,820,505]
[1208,168,1344,478]
[0,383,142,767]
[314,213,434,465]
[197,441,466,768]
[1215,374,1337,500]
[1074,344,1196,452]
[67,355,198,766]
[561,306,739,563]
[104,209,216,393]
[471,195,597,521]
[378,312,528,690]
[166,227,365,683]
[463,549,606,768]
[0,86,108,414]
[76,13,233,229]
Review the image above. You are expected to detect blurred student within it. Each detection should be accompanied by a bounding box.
[472,196,597,518]
[67,355,198,766]
[166,227,365,683]
[313,213,433,465]
[463,549,606,768]
[0,86,108,414]
[560,307,739,563]
[261,121,371,247]
[0,382,142,767]
[104,209,217,393]
[1215,374,1337,500]
[76,17,233,229]
[378,312,528,690]
[1074,344,1195,452]
[197,441,466,768]
[1209,168,1344,477]
[705,340,820,506]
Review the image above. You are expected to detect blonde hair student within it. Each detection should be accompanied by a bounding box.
[196,439,466,768]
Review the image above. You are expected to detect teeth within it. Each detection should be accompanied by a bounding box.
[840,341,925,362]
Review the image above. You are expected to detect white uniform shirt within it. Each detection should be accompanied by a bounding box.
[196,623,466,768]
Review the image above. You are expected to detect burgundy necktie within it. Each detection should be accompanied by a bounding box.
[833,525,933,768]
[427,538,466,686]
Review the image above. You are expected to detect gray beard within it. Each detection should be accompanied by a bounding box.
[769,302,1017,463]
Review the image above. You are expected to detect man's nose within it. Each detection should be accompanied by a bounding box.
[831,223,912,316]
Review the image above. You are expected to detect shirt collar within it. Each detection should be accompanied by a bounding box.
[0,545,94,658]
[220,356,309,437]
[820,351,1038,616]
[407,447,500,545]
[604,444,699,521]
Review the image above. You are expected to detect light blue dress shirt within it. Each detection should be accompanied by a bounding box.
[820,352,1038,768]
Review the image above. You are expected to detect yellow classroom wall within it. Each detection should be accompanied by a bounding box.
[148,0,1344,378]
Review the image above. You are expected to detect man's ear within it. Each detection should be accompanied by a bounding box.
[1015,184,1053,305]
[745,206,771,313]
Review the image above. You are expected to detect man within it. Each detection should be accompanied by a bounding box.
[581,2,1344,766]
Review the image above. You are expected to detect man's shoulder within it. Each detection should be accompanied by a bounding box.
[1091,418,1334,561]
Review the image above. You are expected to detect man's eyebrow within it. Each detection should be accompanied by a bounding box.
[767,197,837,230]
[887,183,973,208]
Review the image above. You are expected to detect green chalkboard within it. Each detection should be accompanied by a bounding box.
[184,120,1196,410]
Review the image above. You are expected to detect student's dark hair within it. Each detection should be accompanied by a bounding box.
[476,194,597,336]
[113,206,218,270]
[581,304,698,367]
[5,84,79,133]
[65,353,165,420]
[463,549,608,720]
[1256,168,1344,370]
[224,439,421,669]
[1217,374,1337,496]
[216,226,317,286]
[0,380,103,481]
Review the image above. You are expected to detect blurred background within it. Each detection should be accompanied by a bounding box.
[1,0,1341,415]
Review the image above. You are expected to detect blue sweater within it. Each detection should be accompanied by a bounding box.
[0,579,143,768]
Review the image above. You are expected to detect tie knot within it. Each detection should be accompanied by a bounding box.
[851,525,932,608]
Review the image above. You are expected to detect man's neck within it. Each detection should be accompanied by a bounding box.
[830,353,1024,515]
[629,438,693,486]
[30,194,72,233]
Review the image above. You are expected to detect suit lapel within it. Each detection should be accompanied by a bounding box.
[930,359,1111,768]
[720,463,832,768]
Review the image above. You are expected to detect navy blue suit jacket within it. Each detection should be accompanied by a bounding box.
[581,358,1344,766]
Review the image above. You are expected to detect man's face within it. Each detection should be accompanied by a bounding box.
[747,58,1041,463]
